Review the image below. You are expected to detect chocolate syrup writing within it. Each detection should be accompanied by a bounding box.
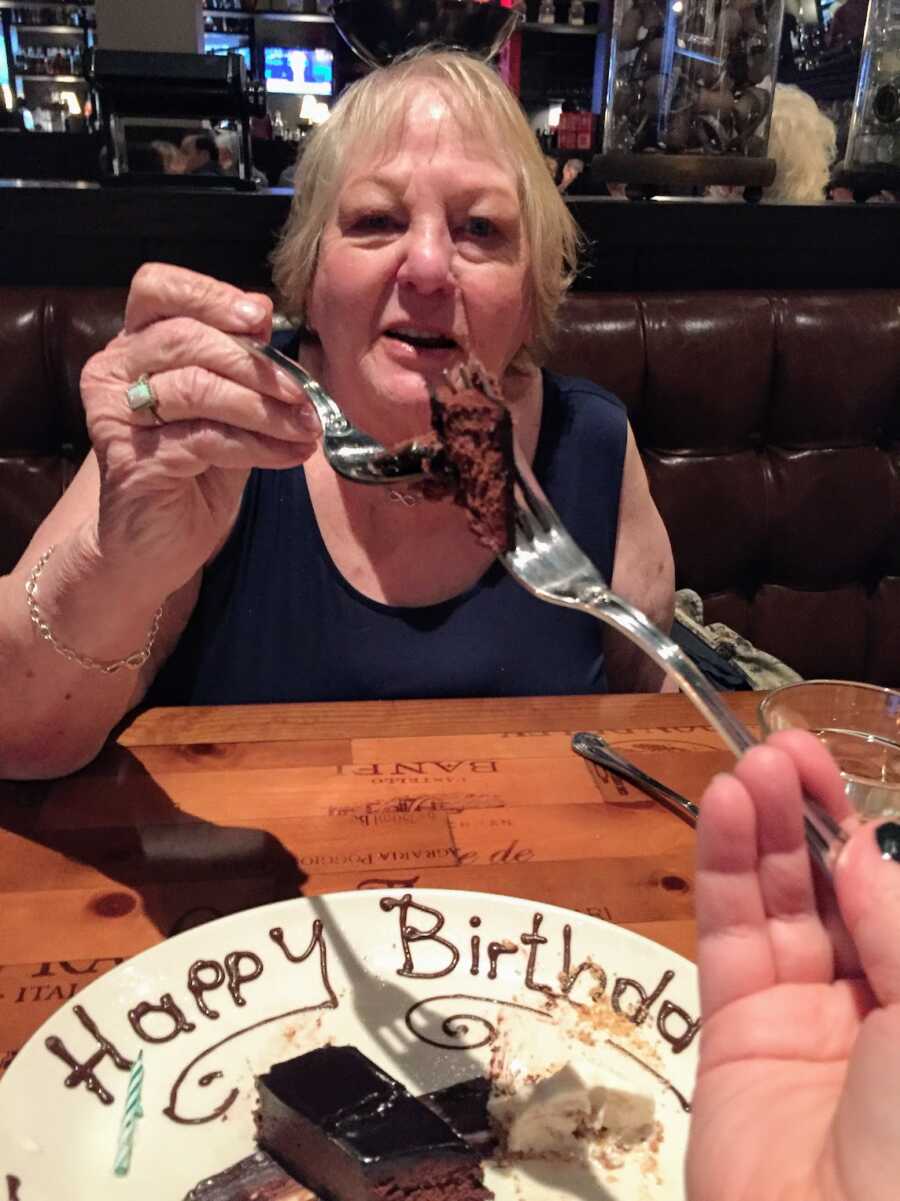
[380,894,699,1055]
[40,894,699,1124]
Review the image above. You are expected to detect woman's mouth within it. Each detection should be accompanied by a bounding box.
[383,326,459,352]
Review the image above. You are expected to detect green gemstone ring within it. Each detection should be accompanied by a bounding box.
[125,374,164,423]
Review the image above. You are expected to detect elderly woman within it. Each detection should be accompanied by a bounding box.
[0,50,673,780]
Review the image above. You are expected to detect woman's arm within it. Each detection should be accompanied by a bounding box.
[605,424,675,692]
[0,264,321,781]
[0,452,200,779]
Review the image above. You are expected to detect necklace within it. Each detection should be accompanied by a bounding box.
[387,488,422,507]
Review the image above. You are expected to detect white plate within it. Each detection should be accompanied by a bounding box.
[0,889,699,1201]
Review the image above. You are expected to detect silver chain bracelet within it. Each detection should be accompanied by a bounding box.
[25,545,164,674]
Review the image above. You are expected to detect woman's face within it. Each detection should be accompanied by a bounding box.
[307,88,533,440]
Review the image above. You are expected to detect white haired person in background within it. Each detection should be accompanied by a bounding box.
[214,128,268,187]
[765,83,837,202]
[708,83,837,203]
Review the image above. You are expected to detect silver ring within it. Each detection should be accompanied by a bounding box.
[125,373,164,425]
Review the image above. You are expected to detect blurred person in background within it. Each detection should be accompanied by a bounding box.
[558,158,586,194]
[214,128,268,186]
[708,83,837,202]
[827,0,870,48]
[151,140,187,175]
[180,132,224,176]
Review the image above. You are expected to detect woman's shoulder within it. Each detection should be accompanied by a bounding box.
[542,369,628,416]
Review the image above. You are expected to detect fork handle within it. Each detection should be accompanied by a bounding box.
[572,732,699,823]
[228,334,350,436]
[581,590,848,879]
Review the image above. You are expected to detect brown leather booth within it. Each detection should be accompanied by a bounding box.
[2,286,898,686]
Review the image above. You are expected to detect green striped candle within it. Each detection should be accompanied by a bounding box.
[113,1050,145,1177]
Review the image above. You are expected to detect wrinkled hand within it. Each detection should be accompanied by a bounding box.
[688,729,900,1201]
[80,263,320,597]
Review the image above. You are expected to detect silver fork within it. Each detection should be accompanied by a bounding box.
[501,437,848,880]
[232,335,438,485]
[571,731,699,824]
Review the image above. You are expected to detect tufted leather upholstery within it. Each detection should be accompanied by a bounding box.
[2,286,898,686]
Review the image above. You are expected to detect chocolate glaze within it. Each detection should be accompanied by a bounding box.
[44,1005,133,1106]
[419,1078,496,1152]
[187,960,227,1020]
[380,894,461,979]
[522,912,554,997]
[129,992,197,1044]
[224,951,263,1007]
[268,920,337,1011]
[486,942,517,980]
[657,998,701,1054]
[612,970,674,1026]
[559,924,608,1001]
[256,1046,491,1199]
[404,993,550,1051]
[470,935,481,976]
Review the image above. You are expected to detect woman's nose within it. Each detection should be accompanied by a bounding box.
[396,222,455,296]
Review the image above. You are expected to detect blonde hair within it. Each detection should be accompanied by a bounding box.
[270,48,582,361]
[765,85,837,203]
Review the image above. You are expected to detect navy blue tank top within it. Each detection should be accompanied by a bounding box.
[148,365,627,705]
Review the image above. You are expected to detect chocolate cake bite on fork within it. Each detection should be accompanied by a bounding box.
[255,1046,493,1201]
[425,362,515,556]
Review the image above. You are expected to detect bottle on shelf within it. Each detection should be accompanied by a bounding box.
[568,0,586,25]
[538,0,556,23]
[272,109,286,139]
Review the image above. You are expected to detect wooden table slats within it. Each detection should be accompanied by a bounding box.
[0,691,761,1079]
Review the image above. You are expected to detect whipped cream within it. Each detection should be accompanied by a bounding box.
[486,1008,656,1156]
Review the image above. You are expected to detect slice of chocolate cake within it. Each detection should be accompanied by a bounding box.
[420,1077,495,1153]
[256,1046,493,1201]
[183,1150,318,1200]
[426,362,515,555]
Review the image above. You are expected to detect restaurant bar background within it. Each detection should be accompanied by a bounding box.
[0,0,897,291]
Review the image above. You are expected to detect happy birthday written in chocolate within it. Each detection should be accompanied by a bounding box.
[380,894,699,1055]
[41,894,699,1120]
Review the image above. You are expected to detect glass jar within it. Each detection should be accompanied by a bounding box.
[842,0,900,176]
[603,0,785,158]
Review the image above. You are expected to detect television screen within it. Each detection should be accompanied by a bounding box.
[264,47,333,96]
[205,37,252,73]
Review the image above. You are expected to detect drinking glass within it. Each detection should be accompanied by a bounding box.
[759,680,900,818]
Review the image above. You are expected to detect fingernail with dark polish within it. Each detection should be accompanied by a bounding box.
[875,822,900,862]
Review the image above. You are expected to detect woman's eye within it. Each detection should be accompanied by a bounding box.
[465,216,497,239]
[353,213,399,234]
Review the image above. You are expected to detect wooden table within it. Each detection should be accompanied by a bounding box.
[0,690,761,1080]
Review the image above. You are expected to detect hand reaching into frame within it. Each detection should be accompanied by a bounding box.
[687,729,900,1201]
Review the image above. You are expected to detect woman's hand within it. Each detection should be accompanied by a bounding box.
[688,729,900,1201]
[80,263,320,598]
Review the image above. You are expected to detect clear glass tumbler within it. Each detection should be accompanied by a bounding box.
[759,680,900,819]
